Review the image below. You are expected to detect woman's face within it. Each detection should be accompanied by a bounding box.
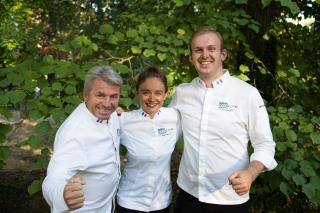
[137,77,167,118]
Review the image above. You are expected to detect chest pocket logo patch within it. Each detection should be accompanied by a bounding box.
[158,128,174,136]
[218,102,238,111]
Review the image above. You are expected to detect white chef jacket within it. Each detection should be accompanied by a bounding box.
[42,102,121,213]
[116,108,181,211]
[170,70,277,205]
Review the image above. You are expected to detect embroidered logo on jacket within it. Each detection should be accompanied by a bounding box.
[218,102,238,111]
[158,127,174,136]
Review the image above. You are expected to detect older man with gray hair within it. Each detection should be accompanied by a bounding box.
[42,65,123,213]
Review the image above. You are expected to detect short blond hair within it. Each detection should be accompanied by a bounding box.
[189,26,225,52]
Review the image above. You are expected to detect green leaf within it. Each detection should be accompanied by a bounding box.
[0,146,11,160]
[288,76,298,86]
[65,85,77,95]
[64,96,81,105]
[120,144,127,156]
[276,142,287,152]
[90,43,98,51]
[80,47,93,56]
[99,24,114,34]
[245,51,254,59]
[174,0,183,7]
[28,180,42,195]
[0,94,9,105]
[237,74,250,81]
[286,129,297,141]
[278,121,288,130]
[120,85,131,97]
[120,98,133,108]
[143,49,156,57]
[41,87,52,96]
[248,24,260,33]
[310,176,320,190]
[7,73,24,85]
[279,0,300,15]
[35,121,50,133]
[292,174,306,186]
[150,26,161,35]
[261,0,272,7]
[29,110,43,120]
[279,181,290,197]
[299,123,314,133]
[0,109,12,119]
[126,29,138,38]
[290,150,303,161]
[50,97,62,108]
[235,18,249,26]
[281,167,295,180]
[289,68,300,77]
[114,32,125,42]
[284,159,298,170]
[51,108,66,124]
[71,37,82,49]
[107,35,118,45]
[52,82,63,91]
[239,65,250,73]
[235,0,247,4]
[0,124,12,135]
[25,137,43,149]
[32,155,49,170]
[302,183,316,202]
[131,46,142,54]
[8,90,26,105]
[157,53,167,62]
[300,160,317,177]
[286,142,297,150]
[310,132,320,144]
[157,46,168,52]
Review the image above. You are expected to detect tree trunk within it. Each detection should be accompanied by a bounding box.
[243,0,281,103]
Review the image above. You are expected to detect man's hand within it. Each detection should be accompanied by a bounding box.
[228,161,265,196]
[63,175,85,210]
[228,169,254,196]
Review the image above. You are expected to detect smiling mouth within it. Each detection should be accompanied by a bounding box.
[146,104,158,108]
[200,61,212,65]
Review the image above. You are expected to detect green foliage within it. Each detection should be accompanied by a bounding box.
[28,179,42,196]
[252,105,320,209]
[0,0,318,210]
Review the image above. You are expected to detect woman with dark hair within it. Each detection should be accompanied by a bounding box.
[116,67,181,213]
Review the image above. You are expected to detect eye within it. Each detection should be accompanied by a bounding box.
[208,47,216,52]
[155,91,163,96]
[194,48,202,53]
[110,94,119,99]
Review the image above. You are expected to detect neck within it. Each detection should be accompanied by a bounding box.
[199,68,224,88]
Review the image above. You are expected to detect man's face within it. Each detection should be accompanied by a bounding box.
[84,79,120,120]
[189,32,227,80]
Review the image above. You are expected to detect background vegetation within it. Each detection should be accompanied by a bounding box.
[0,0,319,212]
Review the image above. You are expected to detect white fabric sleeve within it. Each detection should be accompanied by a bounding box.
[248,89,277,171]
[42,134,88,212]
[169,87,179,109]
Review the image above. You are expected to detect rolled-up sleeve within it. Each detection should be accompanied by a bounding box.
[42,134,87,212]
[248,89,277,170]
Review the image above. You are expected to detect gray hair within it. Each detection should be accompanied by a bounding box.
[83,65,123,94]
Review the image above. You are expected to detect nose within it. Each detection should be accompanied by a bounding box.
[102,97,111,107]
[148,93,155,101]
[202,49,209,58]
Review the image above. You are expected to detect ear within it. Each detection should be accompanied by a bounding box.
[83,92,88,103]
[189,54,193,64]
[221,49,228,61]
